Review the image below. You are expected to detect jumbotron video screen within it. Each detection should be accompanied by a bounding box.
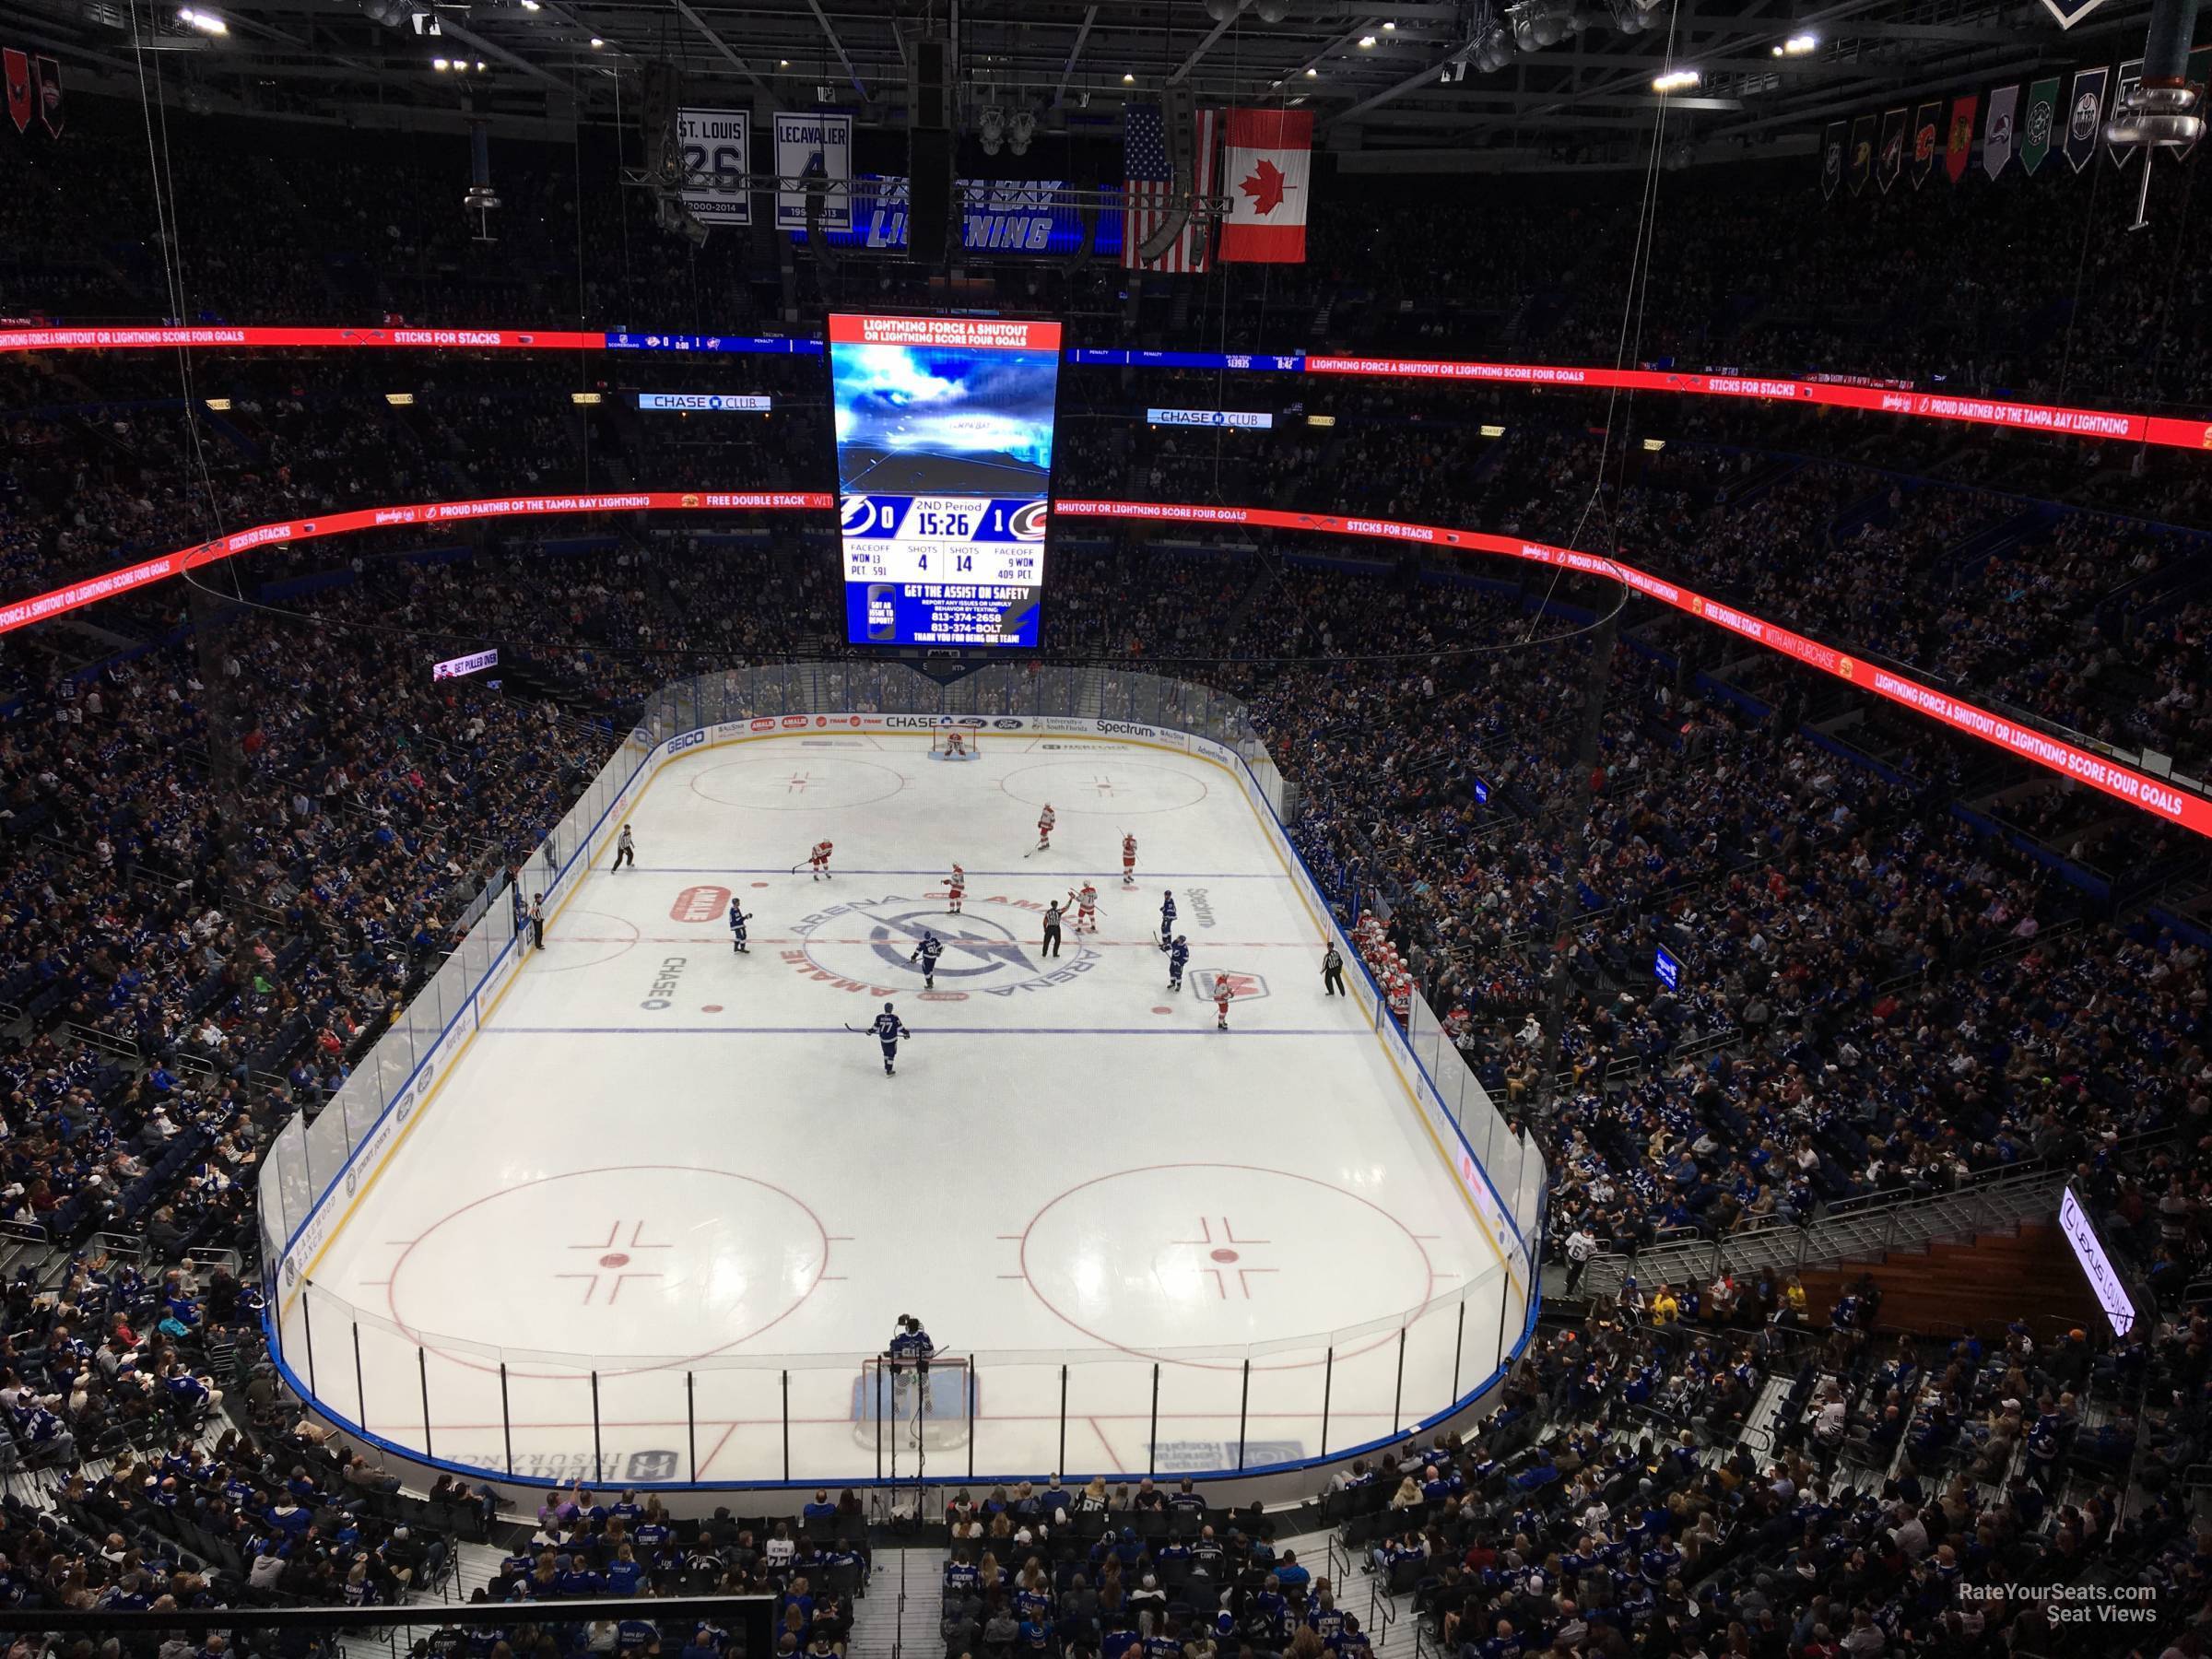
[829,313,1062,647]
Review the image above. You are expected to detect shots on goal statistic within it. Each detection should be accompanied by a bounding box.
[828,314,1061,649]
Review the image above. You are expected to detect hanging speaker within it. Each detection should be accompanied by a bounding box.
[908,128,953,259]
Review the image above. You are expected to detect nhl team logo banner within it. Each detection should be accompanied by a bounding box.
[1848,112,1877,195]
[1945,93,1977,182]
[2065,65,2108,172]
[1911,101,1940,187]
[33,53,59,137]
[1983,84,2019,179]
[1820,120,1846,199]
[2022,76,2061,173]
[2108,59,2143,166]
[1877,107,1907,193]
[4,49,29,135]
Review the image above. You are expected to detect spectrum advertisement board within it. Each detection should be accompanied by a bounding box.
[829,314,1062,648]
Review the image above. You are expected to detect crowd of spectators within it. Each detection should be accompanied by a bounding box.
[2,90,2212,1653]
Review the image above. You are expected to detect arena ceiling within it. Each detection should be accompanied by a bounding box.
[0,0,2165,167]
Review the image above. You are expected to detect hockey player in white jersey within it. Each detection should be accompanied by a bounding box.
[1035,805,1056,852]
[945,864,966,915]
[1067,882,1100,935]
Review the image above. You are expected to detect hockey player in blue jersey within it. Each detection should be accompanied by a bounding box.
[728,900,752,954]
[910,931,944,989]
[1167,935,1190,992]
[869,1003,911,1075]
[1159,890,1177,951]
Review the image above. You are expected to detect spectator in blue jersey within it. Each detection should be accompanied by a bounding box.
[802,1489,839,1524]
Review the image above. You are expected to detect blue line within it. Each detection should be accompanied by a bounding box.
[626,868,1288,878]
[483,1025,1370,1037]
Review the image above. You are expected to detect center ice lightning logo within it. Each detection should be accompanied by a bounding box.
[787,896,1099,997]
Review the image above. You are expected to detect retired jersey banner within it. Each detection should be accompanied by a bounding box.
[1912,101,1941,187]
[677,108,751,226]
[1946,94,1978,182]
[1821,121,1846,199]
[1219,108,1312,263]
[1849,113,1877,195]
[2108,59,2143,166]
[3,48,28,135]
[2065,66,2107,172]
[773,112,852,229]
[1877,107,1907,193]
[2022,76,2061,173]
[1983,85,2019,178]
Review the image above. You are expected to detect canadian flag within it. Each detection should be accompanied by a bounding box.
[1218,108,1312,264]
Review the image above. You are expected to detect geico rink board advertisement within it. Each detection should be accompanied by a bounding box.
[828,314,1062,648]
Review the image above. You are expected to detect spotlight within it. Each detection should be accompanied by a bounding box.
[1009,109,1036,155]
[176,6,227,33]
[1304,65,1317,76]
[1779,31,1816,53]
[1254,0,1288,20]
[1122,72,1135,83]
[1470,20,1512,72]
[1204,0,1243,18]
[1358,33,1376,46]
[1608,0,1646,36]
[1507,0,1571,52]
[432,54,448,68]
[979,104,1006,156]
[1651,67,1700,92]
[589,36,604,47]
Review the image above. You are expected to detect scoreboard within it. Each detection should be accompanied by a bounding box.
[828,314,1062,647]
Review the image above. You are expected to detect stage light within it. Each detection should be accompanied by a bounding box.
[1651,68,1700,93]
[1780,32,1816,53]
[1508,0,1571,52]
[1359,34,1377,47]
[176,7,227,33]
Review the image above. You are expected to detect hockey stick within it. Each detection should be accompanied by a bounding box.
[792,863,808,875]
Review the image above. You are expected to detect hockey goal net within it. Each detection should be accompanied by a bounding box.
[854,1355,972,1453]
[929,732,982,759]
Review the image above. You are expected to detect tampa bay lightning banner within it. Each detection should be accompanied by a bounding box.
[794,175,1123,256]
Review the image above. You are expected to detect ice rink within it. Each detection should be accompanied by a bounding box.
[283,730,1516,1487]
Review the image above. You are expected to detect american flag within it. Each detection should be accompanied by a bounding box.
[1123,102,1217,274]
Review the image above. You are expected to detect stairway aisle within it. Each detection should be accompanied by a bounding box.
[849,1546,947,1659]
